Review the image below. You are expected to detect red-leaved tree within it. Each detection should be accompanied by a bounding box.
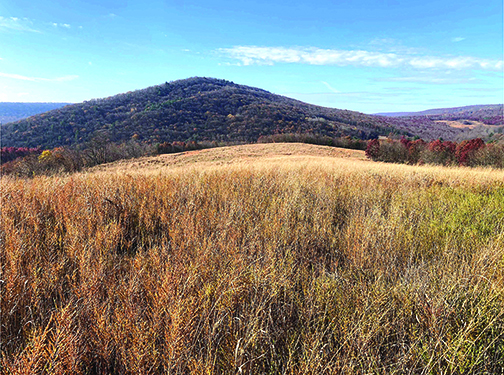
[365,139,381,160]
[456,138,485,166]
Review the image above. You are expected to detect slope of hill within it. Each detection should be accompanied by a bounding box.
[375,104,503,121]
[2,78,500,149]
[0,102,70,124]
[90,142,367,174]
[0,77,405,149]
[376,104,504,141]
[3,142,503,373]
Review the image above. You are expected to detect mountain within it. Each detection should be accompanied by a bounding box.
[1,78,501,149]
[375,104,503,124]
[375,104,504,141]
[0,77,408,149]
[0,102,70,124]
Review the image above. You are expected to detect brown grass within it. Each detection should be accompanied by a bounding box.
[435,120,502,129]
[1,143,503,374]
[89,143,367,174]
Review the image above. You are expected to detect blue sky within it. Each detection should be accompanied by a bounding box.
[0,0,502,113]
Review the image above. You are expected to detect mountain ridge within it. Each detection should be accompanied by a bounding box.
[375,104,503,118]
[1,77,502,149]
[0,77,401,149]
[0,102,71,124]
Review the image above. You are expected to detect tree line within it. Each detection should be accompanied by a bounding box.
[365,136,504,168]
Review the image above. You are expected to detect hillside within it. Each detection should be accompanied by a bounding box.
[89,142,367,174]
[375,104,502,119]
[375,104,504,141]
[0,102,70,124]
[1,77,406,149]
[377,104,503,121]
[2,78,501,149]
[3,143,503,373]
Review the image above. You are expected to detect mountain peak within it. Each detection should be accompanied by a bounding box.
[2,77,502,149]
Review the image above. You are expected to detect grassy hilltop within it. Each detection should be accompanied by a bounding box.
[2,143,503,373]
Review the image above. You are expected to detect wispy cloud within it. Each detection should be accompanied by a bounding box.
[51,22,72,28]
[452,37,465,43]
[368,38,425,55]
[321,81,340,93]
[457,87,503,92]
[381,76,482,85]
[219,46,503,72]
[0,72,79,82]
[0,16,40,33]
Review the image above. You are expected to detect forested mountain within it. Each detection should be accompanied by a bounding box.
[375,104,504,141]
[1,78,501,149]
[0,78,404,149]
[0,102,70,124]
[376,104,503,123]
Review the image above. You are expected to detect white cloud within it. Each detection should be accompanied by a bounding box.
[382,76,481,85]
[53,75,79,82]
[407,56,495,70]
[452,37,465,43]
[0,16,40,33]
[50,22,72,28]
[0,72,37,81]
[367,38,424,55]
[219,46,503,72]
[321,81,340,93]
[0,72,79,82]
[220,46,403,67]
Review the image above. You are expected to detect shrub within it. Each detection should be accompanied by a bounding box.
[366,138,411,163]
[0,147,41,164]
[406,139,427,164]
[379,139,409,163]
[364,137,503,169]
[365,139,381,160]
[470,143,504,168]
[456,138,485,166]
[421,140,457,165]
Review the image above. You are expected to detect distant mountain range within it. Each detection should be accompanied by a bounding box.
[1,78,502,149]
[0,102,70,124]
[375,104,503,119]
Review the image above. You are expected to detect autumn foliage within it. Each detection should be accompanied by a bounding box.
[366,137,504,168]
[0,146,41,164]
[455,138,485,165]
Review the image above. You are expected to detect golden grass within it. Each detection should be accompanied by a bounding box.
[88,143,367,174]
[1,143,503,373]
[435,120,502,129]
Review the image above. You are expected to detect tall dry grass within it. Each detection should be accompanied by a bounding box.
[1,155,503,374]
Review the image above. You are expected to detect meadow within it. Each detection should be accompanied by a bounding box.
[1,143,503,374]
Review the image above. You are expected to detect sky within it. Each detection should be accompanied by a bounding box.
[0,0,502,113]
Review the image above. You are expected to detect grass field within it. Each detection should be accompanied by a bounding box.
[1,143,503,374]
